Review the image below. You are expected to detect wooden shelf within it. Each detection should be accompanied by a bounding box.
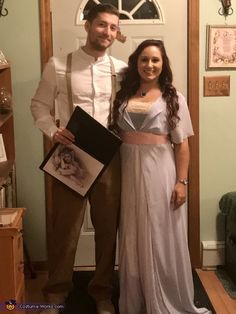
[0,61,15,209]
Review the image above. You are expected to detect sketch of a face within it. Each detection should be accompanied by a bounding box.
[63,152,72,164]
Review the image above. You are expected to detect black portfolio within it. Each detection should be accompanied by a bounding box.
[40,107,122,197]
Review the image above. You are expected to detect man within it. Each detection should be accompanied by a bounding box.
[31,4,126,314]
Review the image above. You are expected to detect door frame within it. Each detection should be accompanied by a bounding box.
[38,0,200,267]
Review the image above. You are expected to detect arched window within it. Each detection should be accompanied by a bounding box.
[75,0,164,25]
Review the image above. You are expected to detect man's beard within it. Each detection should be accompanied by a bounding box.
[89,37,113,51]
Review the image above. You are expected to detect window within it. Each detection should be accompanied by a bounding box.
[76,0,164,25]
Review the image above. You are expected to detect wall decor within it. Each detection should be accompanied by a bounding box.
[218,0,234,18]
[0,0,8,17]
[203,75,230,96]
[206,25,236,69]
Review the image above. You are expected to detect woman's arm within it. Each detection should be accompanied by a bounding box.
[171,138,190,209]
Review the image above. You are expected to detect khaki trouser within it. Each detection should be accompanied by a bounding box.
[43,152,121,301]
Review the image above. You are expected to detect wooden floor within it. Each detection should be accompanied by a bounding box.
[25,269,236,314]
[196,269,236,314]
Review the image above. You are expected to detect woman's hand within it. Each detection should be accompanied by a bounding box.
[52,127,75,145]
[172,138,189,209]
[171,182,187,209]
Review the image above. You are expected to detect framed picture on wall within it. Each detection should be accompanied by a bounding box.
[206,25,236,70]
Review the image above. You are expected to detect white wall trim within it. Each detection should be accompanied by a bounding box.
[201,241,225,270]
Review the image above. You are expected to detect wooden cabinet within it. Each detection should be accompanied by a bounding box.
[0,63,16,207]
[0,62,24,313]
[0,208,25,312]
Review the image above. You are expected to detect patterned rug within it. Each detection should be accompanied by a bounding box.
[62,270,215,313]
[215,267,236,299]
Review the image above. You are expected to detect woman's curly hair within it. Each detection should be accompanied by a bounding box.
[111,39,180,132]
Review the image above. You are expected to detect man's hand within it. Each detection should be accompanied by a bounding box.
[53,127,75,145]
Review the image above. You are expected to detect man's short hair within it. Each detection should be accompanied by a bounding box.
[86,3,120,23]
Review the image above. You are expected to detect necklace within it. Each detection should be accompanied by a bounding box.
[140,91,147,97]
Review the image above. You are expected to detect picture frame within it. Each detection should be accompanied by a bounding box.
[0,134,7,162]
[206,25,236,70]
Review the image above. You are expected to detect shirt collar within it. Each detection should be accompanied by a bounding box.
[77,47,108,63]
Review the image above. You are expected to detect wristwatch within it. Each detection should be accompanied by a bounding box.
[177,179,188,185]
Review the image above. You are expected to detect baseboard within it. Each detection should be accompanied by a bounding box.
[201,241,225,270]
[27,261,96,272]
[26,262,118,273]
[74,266,96,271]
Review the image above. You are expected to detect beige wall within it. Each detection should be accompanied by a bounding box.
[0,0,236,261]
[0,0,46,260]
[200,0,236,242]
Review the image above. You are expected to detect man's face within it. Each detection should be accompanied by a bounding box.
[63,153,72,164]
[85,13,119,51]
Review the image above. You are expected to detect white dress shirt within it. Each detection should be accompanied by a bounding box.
[31,48,127,138]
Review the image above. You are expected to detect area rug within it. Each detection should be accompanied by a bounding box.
[62,270,215,314]
[215,267,236,299]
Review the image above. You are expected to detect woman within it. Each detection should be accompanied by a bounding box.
[112,40,211,314]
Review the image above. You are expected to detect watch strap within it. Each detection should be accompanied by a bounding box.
[177,179,188,185]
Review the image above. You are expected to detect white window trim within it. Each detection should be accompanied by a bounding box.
[75,0,165,25]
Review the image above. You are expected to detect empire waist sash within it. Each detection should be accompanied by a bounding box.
[120,131,169,145]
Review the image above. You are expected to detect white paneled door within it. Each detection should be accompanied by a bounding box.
[51,0,187,266]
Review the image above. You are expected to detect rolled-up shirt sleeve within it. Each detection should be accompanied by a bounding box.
[31,58,58,139]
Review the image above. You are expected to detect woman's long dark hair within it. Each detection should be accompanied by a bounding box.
[111,39,180,131]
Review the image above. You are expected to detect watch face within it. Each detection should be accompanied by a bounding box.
[178,179,188,185]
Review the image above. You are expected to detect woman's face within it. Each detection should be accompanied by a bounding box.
[137,45,163,83]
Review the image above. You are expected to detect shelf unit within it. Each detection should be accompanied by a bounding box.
[0,64,25,312]
[0,208,25,312]
[0,63,16,207]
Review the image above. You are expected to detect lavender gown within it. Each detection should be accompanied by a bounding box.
[118,93,211,314]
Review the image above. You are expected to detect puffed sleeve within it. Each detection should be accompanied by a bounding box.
[170,92,194,144]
